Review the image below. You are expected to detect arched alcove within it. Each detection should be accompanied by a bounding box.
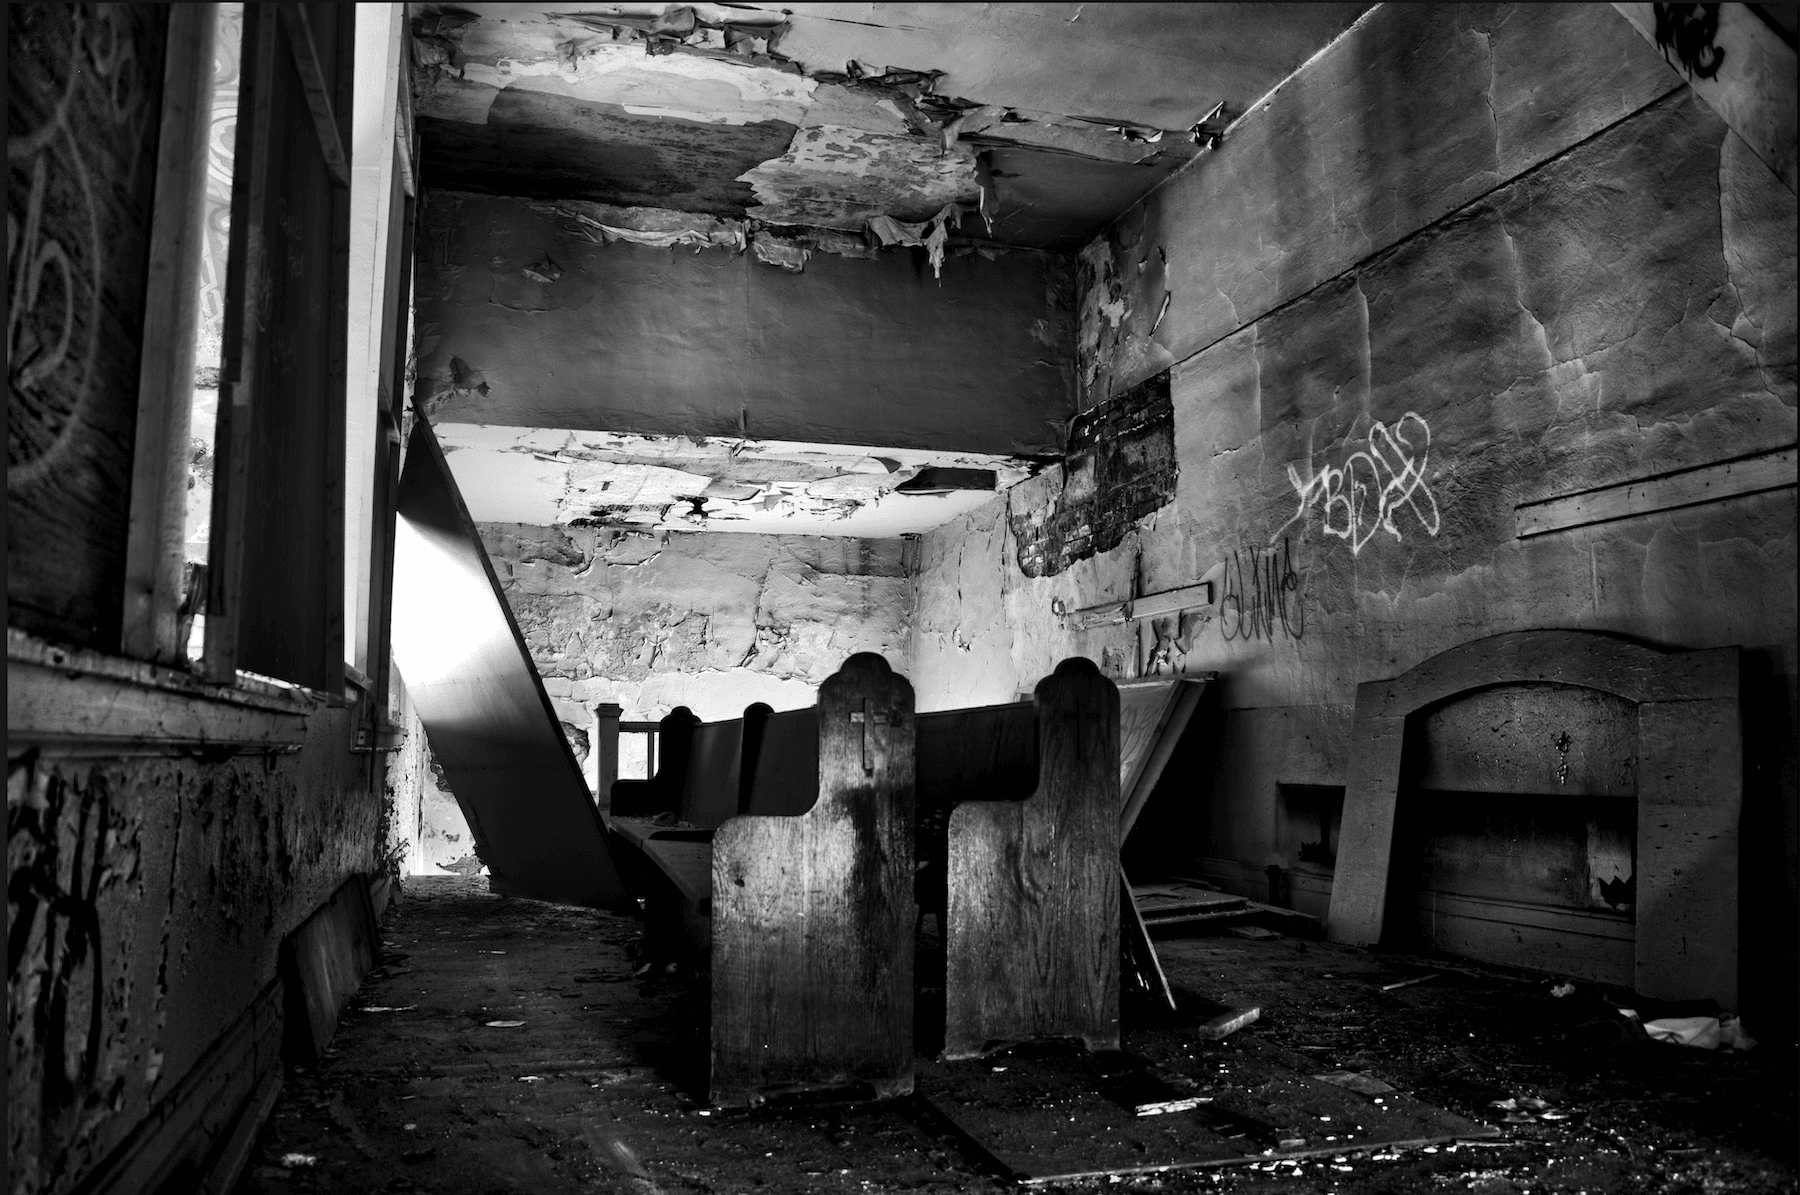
[1326,631,1741,1006]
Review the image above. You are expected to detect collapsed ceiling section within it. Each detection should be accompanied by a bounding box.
[411,2,1370,250]
[436,423,1034,536]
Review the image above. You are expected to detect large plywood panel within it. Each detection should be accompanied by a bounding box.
[393,414,630,909]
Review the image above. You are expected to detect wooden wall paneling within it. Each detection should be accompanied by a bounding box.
[67,978,284,1195]
[124,4,217,664]
[204,2,279,683]
[279,874,377,1064]
[223,2,352,693]
[274,4,351,187]
[943,657,1121,1060]
[8,5,171,649]
[710,654,916,1106]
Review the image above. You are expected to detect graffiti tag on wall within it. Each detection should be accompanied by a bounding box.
[1220,538,1304,642]
[1276,412,1441,555]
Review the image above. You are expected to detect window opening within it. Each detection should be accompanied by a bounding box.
[618,723,659,782]
[181,1,242,666]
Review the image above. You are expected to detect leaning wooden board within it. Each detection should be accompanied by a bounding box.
[392,414,632,910]
[1116,675,1213,839]
[710,653,917,1106]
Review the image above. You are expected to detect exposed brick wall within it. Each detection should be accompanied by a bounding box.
[1009,370,1175,578]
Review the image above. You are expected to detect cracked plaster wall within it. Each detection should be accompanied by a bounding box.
[478,524,912,728]
[414,191,1075,456]
[915,4,1796,1025]
[7,714,388,1194]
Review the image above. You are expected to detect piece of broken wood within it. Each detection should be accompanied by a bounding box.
[1196,1007,1261,1040]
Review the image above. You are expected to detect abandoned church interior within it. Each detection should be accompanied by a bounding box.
[8,2,1798,1192]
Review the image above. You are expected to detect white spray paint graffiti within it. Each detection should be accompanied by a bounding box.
[1276,412,1441,555]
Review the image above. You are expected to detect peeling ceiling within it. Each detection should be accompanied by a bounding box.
[412,2,1370,249]
[436,423,1035,536]
[410,3,1372,537]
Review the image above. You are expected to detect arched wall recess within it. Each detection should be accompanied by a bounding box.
[1326,630,1741,1006]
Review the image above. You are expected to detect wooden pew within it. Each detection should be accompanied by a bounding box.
[608,706,698,818]
[918,658,1122,1060]
[710,653,917,1106]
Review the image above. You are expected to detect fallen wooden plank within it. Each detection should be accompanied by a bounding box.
[1515,445,1795,537]
[1197,1007,1261,1040]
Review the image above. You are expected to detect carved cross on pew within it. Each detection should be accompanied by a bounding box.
[848,699,892,774]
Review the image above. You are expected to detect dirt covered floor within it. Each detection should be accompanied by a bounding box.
[236,877,1796,1194]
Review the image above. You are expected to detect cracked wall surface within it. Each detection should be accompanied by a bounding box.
[915,3,1796,1027]
[7,713,385,1194]
[478,524,912,728]
[414,191,1076,455]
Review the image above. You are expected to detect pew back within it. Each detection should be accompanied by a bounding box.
[943,658,1120,1059]
[742,708,820,816]
[609,706,698,818]
[916,701,1038,805]
[710,654,916,1106]
[680,719,746,830]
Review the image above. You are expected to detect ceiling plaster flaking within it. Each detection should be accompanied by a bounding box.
[435,423,1034,537]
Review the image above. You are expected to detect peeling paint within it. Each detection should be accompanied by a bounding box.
[433,423,1035,538]
[738,124,980,229]
[482,525,912,723]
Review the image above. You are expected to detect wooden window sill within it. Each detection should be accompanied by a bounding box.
[7,628,316,756]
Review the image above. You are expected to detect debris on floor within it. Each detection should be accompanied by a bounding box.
[1640,1013,1758,1051]
[233,878,1798,1195]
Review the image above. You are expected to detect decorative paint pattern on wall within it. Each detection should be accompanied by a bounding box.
[194,2,241,370]
[1276,413,1441,556]
[8,3,160,488]
[8,2,168,647]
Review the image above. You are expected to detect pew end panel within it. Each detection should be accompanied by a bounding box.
[944,657,1121,1060]
[709,654,918,1107]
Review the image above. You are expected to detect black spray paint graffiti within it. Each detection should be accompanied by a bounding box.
[1654,2,1725,80]
[7,753,114,1120]
[1276,412,1441,556]
[1219,538,1305,643]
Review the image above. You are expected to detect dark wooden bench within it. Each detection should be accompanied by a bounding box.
[603,656,918,1106]
[607,707,757,965]
[710,653,917,1105]
[608,706,698,819]
[918,658,1122,1060]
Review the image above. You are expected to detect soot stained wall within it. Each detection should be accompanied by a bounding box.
[478,524,913,725]
[913,4,1795,1024]
[414,192,1076,456]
